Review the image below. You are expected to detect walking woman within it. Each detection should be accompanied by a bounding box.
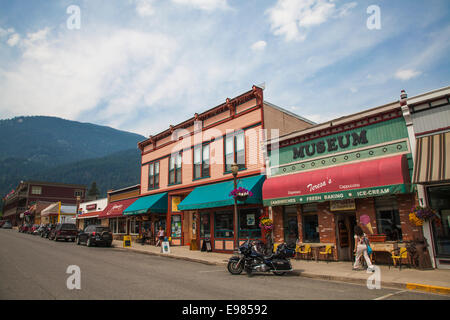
[353,225,375,272]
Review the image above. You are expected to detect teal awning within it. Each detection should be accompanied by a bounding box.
[178,175,265,211]
[123,192,168,215]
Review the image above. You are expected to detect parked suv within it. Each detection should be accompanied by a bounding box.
[49,223,77,242]
[77,225,113,247]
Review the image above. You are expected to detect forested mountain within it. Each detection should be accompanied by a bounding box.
[0,116,145,166]
[0,116,146,199]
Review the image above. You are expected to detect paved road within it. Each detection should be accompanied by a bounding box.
[0,229,448,300]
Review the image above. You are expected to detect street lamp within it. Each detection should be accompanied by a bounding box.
[231,162,239,250]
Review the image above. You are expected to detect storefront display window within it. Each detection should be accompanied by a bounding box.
[375,196,402,241]
[200,213,211,238]
[238,208,261,239]
[85,218,100,228]
[117,218,126,234]
[215,211,233,238]
[283,206,298,245]
[303,214,319,243]
[428,185,450,257]
[171,215,182,238]
[109,218,117,234]
[130,218,139,234]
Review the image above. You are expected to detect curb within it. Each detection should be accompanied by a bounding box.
[405,283,450,295]
[113,245,227,266]
[113,245,450,295]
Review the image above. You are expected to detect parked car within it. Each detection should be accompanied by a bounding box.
[43,224,56,238]
[49,223,78,242]
[0,220,7,227]
[1,221,12,229]
[77,225,113,247]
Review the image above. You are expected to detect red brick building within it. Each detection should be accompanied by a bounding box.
[2,181,86,226]
[263,98,422,262]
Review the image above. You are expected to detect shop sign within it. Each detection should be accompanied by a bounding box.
[264,184,406,206]
[86,204,97,211]
[293,130,368,160]
[330,199,356,211]
[172,196,182,212]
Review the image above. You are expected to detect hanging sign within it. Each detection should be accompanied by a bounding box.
[330,199,356,211]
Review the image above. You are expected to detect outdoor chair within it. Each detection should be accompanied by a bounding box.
[390,247,409,270]
[298,244,312,261]
[318,245,333,263]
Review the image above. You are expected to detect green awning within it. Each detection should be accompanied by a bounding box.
[123,192,168,215]
[177,175,265,211]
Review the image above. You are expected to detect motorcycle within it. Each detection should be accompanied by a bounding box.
[227,239,296,276]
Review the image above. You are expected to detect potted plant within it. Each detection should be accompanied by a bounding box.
[409,205,441,227]
[229,187,253,202]
[259,215,273,247]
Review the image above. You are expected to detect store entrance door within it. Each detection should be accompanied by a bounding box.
[335,213,356,261]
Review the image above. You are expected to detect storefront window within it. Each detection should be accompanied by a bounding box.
[171,215,182,238]
[428,185,450,257]
[130,218,139,234]
[117,218,126,234]
[284,206,298,245]
[303,214,319,243]
[109,218,119,233]
[375,196,402,241]
[154,217,166,236]
[215,211,233,238]
[238,208,261,239]
[200,213,211,238]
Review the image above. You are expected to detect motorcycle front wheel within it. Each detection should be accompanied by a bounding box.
[227,260,243,275]
[273,271,286,276]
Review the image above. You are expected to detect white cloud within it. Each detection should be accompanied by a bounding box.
[266,0,357,42]
[0,27,177,126]
[7,33,21,46]
[338,2,357,17]
[135,0,156,17]
[171,0,230,11]
[394,69,422,81]
[251,40,267,51]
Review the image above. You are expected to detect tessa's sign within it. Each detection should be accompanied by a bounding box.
[293,130,368,160]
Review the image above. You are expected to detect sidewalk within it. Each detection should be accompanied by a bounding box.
[112,240,450,295]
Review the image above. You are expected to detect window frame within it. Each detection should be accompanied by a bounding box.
[193,143,211,181]
[31,186,42,195]
[302,213,320,243]
[168,151,182,186]
[224,131,246,173]
[214,211,234,239]
[238,208,261,239]
[147,161,160,191]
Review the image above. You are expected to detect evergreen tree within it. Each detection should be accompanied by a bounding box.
[88,182,100,200]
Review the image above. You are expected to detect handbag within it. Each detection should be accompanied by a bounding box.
[364,237,373,255]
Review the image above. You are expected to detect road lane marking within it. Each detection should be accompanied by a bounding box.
[373,290,407,300]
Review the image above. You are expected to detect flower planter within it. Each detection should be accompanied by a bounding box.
[368,234,387,242]
[236,195,248,202]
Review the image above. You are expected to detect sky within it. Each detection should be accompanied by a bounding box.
[0,0,449,137]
